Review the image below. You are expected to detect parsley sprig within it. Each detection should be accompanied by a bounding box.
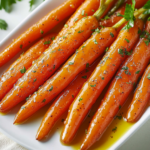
[0,19,8,30]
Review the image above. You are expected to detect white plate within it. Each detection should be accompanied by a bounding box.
[0,0,150,150]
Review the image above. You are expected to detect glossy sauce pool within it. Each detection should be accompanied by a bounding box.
[55,84,136,150]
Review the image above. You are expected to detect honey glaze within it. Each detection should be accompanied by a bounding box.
[56,84,135,150]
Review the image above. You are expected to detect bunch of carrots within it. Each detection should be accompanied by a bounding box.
[0,0,150,149]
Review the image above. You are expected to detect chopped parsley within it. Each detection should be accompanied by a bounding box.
[74,18,78,22]
[81,10,85,16]
[86,63,89,68]
[90,84,96,87]
[68,62,74,65]
[33,78,37,82]
[79,98,83,102]
[64,24,68,28]
[44,41,51,45]
[112,127,117,131]
[40,30,44,34]
[20,44,23,49]
[95,28,100,33]
[82,75,87,79]
[125,38,130,43]
[94,39,98,44]
[20,66,26,74]
[135,70,140,74]
[49,86,53,91]
[105,47,109,52]
[110,32,114,38]
[115,76,122,79]
[21,106,26,109]
[147,73,150,79]
[42,99,46,103]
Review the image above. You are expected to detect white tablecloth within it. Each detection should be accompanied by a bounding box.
[0,132,27,150]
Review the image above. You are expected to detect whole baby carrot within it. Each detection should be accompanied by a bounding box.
[0,0,114,113]
[126,64,150,122]
[13,26,117,124]
[36,59,100,141]
[57,0,100,37]
[81,20,150,150]
[0,0,85,67]
[61,14,145,144]
[0,33,57,100]
[0,0,100,101]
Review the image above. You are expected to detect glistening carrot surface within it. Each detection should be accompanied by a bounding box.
[13,26,117,124]
[36,59,99,141]
[81,21,150,150]
[126,64,150,122]
[0,0,84,67]
[61,19,144,144]
[0,16,99,113]
[100,0,148,27]
[0,33,57,100]
[57,0,100,37]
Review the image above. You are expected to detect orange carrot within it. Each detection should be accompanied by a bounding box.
[0,0,100,101]
[13,25,117,124]
[80,20,150,150]
[100,0,148,27]
[0,16,98,113]
[61,19,144,144]
[57,0,100,37]
[0,0,85,67]
[126,64,150,122]
[0,1,115,113]
[36,59,100,141]
[0,33,57,100]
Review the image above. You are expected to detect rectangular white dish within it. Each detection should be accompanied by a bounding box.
[0,0,150,150]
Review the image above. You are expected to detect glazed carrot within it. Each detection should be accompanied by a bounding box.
[100,0,148,27]
[0,0,100,100]
[0,0,101,101]
[14,25,118,124]
[126,64,150,122]
[61,18,144,144]
[0,0,114,113]
[57,0,100,37]
[36,59,100,141]
[81,20,150,150]
[0,33,57,100]
[0,0,85,67]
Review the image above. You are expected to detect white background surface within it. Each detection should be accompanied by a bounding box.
[0,0,150,150]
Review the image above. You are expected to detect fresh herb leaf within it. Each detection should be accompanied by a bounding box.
[122,66,128,70]
[94,39,98,44]
[0,19,8,30]
[42,99,46,103]
[112,126,117,131]
[82,76,87,79]
[125,38,130,43]
[135,70,140,74]
[68,62,74,65]
[110,32,114,37]
[20,66,26,74]
[90,84,96,87]
[95,28,100,33]
[122,0,136,30]
[79,98,83,102]
[49,86,53,91]
[86,63,89,68]
[81,10,85,16]
[147,73,150,79]
[29,0,34,10]
[44,41,51,45]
